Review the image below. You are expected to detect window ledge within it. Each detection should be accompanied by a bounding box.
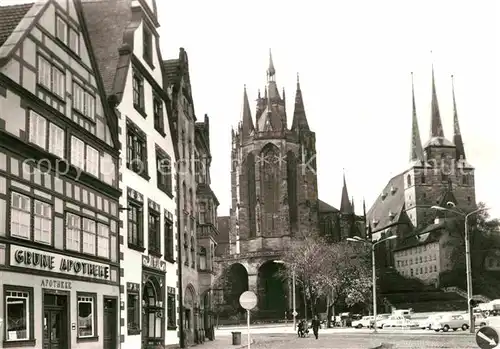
[158,185,174,199]
[134,104,147,118]
[164,256,175,264]
[77,336,99,343]
[3,339,36,348]
[143,55,155,70]
[167,326,177,331]
[155,127,166,137]
[148,250,162,258]
[128,243,146,253]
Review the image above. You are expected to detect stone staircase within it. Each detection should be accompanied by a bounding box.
[441,286,491,303]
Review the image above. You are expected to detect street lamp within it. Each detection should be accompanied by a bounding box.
[431,202,490,333]
[274,260,297,331]
[346,221,405,333]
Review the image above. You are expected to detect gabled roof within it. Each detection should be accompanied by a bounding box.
[80,0,133,100]
[0,3,33,47]
[394,220,446,252]
[318,199,339,213]
[367,173,405,230]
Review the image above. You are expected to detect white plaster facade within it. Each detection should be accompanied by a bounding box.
[115,3,178,349]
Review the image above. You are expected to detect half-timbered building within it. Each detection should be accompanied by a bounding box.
[0,1,121,349]
[80,0,179,348]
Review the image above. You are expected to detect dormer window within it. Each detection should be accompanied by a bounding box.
[390,186,397,194]
[381,192,387,200]
[388,211,395,219]
[372,219,379,226]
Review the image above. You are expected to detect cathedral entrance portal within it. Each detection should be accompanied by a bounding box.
[224,263,249,313]
[257,261,287,320]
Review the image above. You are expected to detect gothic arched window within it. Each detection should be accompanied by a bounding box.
[199,247,207,270]
[407,174,412,187]
[260,144,280,234]
[246,153,256,237]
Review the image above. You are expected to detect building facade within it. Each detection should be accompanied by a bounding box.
[81,0,178,348]
[194,114,219,340]
[214,52,361,320]
[164,49,219,345]
[0,1,121,349]
[367,70,477,285]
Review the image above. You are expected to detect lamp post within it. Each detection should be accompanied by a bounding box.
[347,234,397,333]
[274,260,297,331]
[431,202,490,333]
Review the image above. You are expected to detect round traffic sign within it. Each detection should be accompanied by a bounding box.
[476,326,499,349]
[239,291,257,310]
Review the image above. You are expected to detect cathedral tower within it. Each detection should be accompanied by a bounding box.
[404,70,476,229]
[230,52,319,255]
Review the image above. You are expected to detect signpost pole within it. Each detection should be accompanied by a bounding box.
[247,309,250,349]
[239,291,257,349]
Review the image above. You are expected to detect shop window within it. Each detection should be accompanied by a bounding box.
[127,286,140,335]
[4,286,34,344]
[77,293,97,340]
[167,287,176,330]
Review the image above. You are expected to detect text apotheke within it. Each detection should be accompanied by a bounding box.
[12,247,110,280]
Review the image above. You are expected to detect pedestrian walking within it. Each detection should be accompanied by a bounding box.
[311,315,321,340]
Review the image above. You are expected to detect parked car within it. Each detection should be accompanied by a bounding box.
[418,314,443,330]
[375,314,391,329]
[382,315,418,328]
[431,313,469,332]
[352,316,374,329]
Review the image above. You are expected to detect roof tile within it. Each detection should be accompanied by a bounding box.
[0,3,33,47]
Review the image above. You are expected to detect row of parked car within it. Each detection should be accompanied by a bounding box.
[352,311,490,332]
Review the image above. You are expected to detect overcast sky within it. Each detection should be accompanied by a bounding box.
[158,0,500,219]
[5,0,498,218]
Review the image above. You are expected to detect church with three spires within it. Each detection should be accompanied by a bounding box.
[366,67,477,285]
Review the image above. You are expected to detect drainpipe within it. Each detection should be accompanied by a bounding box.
[177,169,185,348]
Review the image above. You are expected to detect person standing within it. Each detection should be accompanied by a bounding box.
[311,315,321,340]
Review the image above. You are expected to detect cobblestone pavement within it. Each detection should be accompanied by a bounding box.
[207,332,479,349]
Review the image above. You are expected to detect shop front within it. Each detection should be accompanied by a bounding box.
[0,244,120,349]
[141,254,166,349]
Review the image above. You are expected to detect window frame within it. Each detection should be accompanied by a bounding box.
[132,70,145,114]
[142,25,153,67]
[127,287,141,336]
[153,94,164,135]
[72,82,96,121]
[156,150,172,196]
[85,144,100,178]
[164,217,174,263]
[3,285,35,345]
[148,209,161,257]
[48,122,65,158]
[55,14,80,55]
[10,191,54,246]
[127,199,144,251]
[126,125,149,179]
[64,212,111,259]
[166,287,176,330]
[76,292,98,342]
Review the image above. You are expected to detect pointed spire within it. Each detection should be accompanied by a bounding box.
[291,72,310,131]
[267,49,275,79]
[430,63,445,138]
[340,171,353,214]
[241,85,254,139]
[410,72,424,163]
[452,75,466,160]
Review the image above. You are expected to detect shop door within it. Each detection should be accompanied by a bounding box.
[103,298,117,349]
[43,309,67,349]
